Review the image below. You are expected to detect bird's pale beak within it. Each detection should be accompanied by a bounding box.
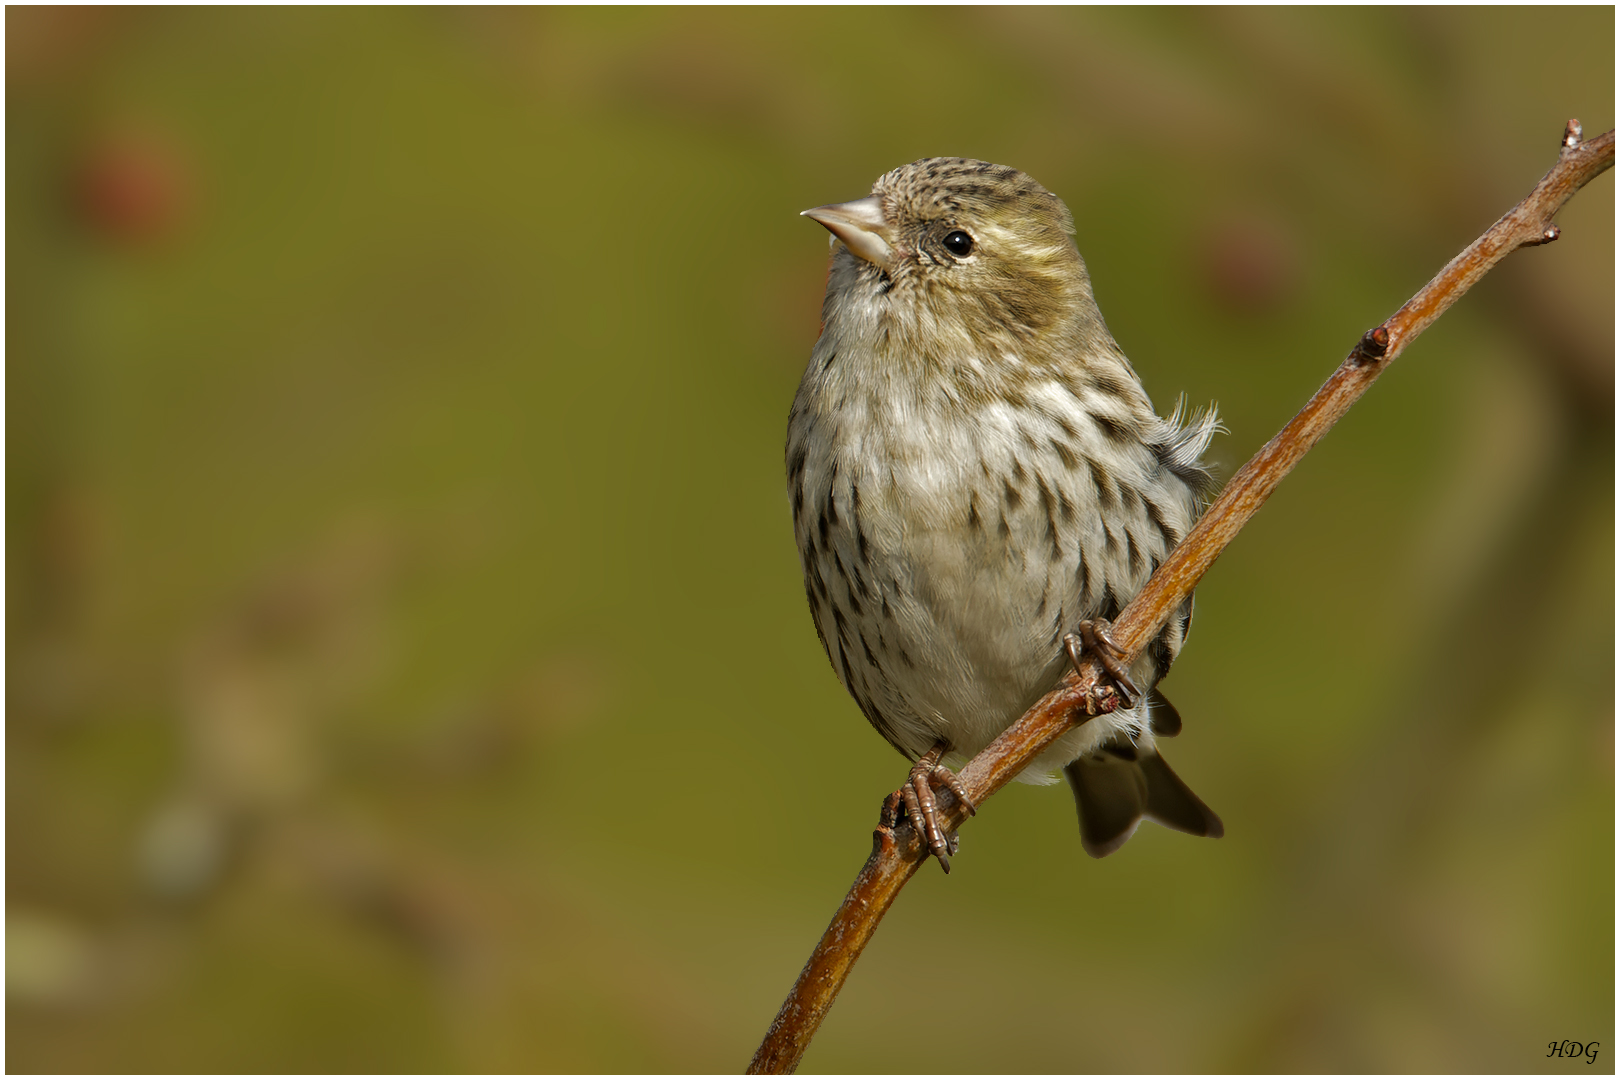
[801,196,894,270]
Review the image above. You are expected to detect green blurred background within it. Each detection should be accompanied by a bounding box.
[7,7,1613,1072]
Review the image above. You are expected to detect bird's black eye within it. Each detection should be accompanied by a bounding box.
[942,230,974,257]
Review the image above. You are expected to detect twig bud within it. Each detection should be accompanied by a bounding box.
[1354,325,1391,364]
[1525,225,1562,247]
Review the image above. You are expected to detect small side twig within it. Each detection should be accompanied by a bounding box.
[747,121,1613,1075]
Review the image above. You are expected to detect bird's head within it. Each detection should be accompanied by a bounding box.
[803,157,1092,347]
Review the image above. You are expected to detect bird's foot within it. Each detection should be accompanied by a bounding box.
[1064,619,1141,714]
[899,741,976,873]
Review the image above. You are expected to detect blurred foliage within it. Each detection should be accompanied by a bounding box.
[6,7,1613,1073]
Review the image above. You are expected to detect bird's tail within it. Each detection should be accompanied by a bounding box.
[1062,690,1223,858]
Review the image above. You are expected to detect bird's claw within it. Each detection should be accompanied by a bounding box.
[899,742,975,873]
[1064,619,1141,712]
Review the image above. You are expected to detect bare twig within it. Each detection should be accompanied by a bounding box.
[747,121,1613,1075]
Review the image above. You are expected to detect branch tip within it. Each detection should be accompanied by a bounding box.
[880,791,900,827]
[1563,119,1582,149]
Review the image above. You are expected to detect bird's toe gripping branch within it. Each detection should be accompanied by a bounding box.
[898,742,977,873]
[1064,618,1141,714]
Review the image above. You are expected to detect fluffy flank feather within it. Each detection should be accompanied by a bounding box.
[1154,396,1224,498]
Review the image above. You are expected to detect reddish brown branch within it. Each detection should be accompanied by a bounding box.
[747,121,1613,1075]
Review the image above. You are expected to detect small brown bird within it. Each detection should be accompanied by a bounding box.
[787,158,1223,869]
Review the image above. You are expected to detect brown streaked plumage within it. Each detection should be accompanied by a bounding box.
[789,157,1223,869]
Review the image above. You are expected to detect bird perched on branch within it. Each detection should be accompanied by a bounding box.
[788,157,1223,869]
